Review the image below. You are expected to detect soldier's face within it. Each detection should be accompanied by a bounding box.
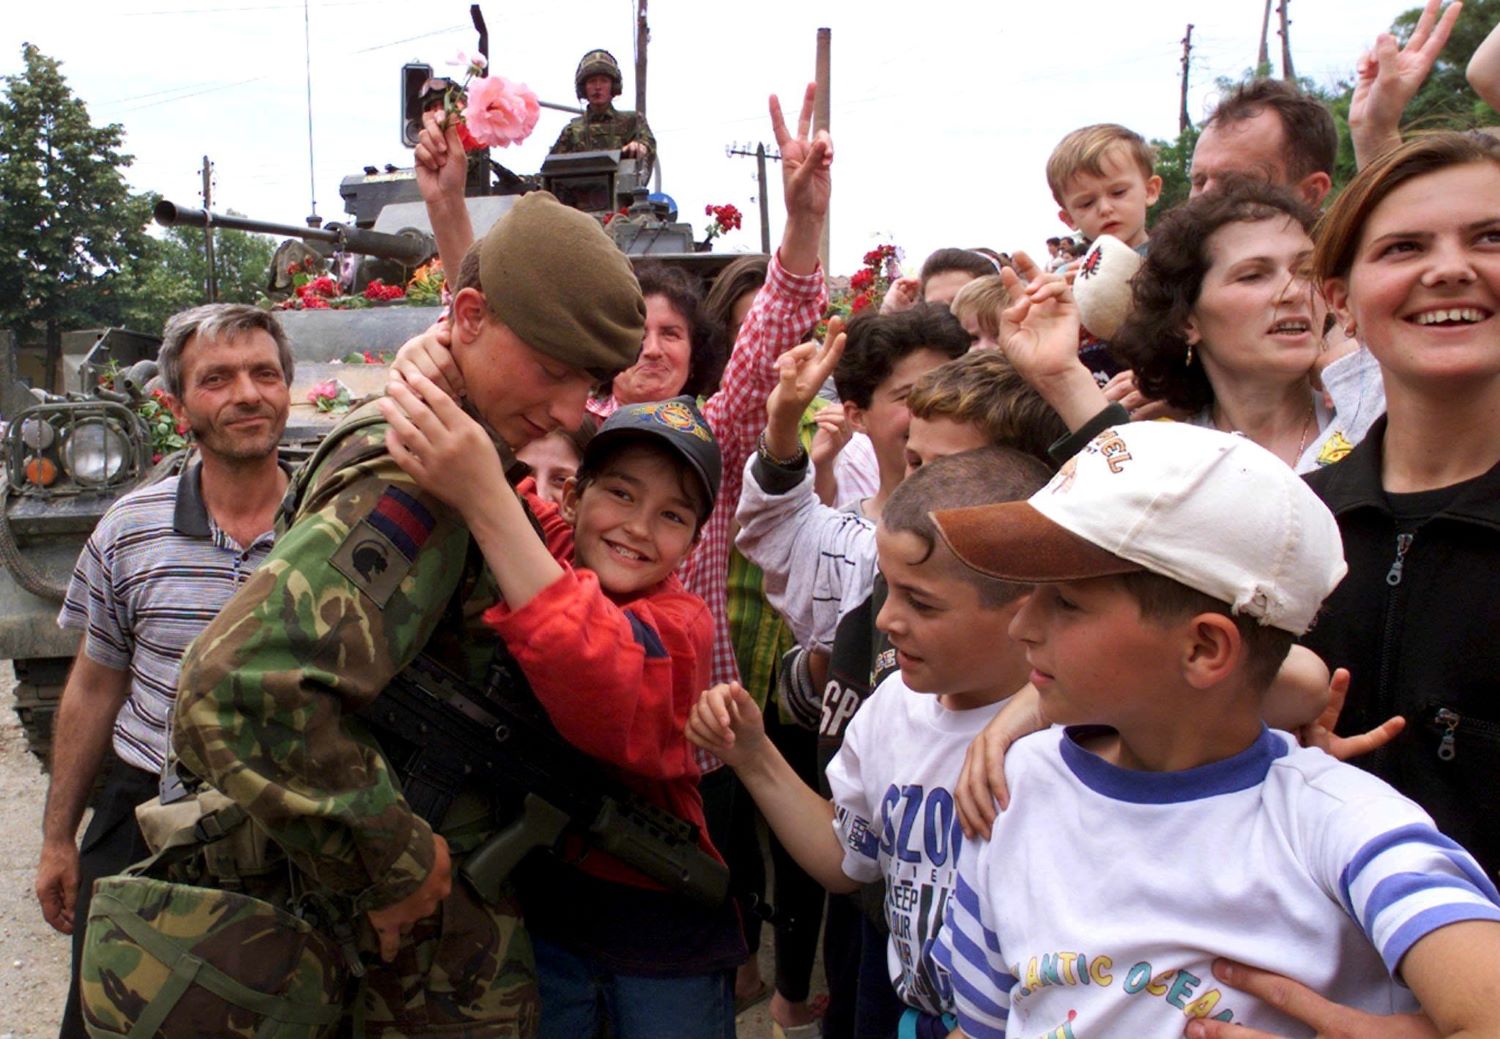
[168,329,290,462]
[584,74,613,107]
[455,315,594,449]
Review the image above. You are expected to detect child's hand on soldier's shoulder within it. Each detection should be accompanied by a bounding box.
[687,682,767,766]
[389,319,463,401]
[380,370,505,519]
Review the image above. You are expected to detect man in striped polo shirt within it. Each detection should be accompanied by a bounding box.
[35,303,292,1039]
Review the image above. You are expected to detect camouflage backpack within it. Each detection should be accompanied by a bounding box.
[79,793,352,1039]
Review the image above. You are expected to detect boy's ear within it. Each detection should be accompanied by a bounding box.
[1181,613,1241,690]
[559,476,582,525]
[1057,208,1079,231]
[1144,174,1163,208]
[843,401,870,436]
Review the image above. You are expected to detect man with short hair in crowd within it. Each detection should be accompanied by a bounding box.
[35,303,293,1039]
[1190,78,1337,205]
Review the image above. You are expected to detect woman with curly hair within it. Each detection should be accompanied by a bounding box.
[1109,178,1386,472]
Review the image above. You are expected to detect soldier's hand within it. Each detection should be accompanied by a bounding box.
[415,108,467,209]
[367,833,452,963]
[621,140,646,159]
[36,838,80,934]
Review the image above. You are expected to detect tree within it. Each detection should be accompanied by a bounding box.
[110,215,277,336]
[0,44,153,388]
[1148,126,1199,227]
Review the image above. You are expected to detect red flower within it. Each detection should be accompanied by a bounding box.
[303,296,330,309]
[849,268,874,292]
[851,292,872,313]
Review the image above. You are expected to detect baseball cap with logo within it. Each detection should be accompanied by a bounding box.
[583,396,722,520]
[930,421,1347,634]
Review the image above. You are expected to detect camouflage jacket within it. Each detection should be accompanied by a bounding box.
[174,401,516,913]
[550,104,655,162]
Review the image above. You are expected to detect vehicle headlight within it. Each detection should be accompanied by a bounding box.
[20,417,55,450]
[60,419,132,487]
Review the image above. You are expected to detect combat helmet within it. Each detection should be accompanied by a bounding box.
[575,48,623,100]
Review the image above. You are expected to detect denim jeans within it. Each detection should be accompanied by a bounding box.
[532,935,736,1039]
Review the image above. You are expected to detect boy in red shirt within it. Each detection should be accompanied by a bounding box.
[380,374,742,1038]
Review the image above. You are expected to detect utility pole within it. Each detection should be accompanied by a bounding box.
[1257,0,1273,77]
[814,28,831,273]
[635,0,649,118]
[1178,25,1194,134]
[727,142,782,253]
[201,156,218,303]
[1278,0,1296,84]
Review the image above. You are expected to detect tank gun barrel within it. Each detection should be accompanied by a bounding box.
[154,201,435,265]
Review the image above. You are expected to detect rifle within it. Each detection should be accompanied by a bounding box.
[363,652,729,907]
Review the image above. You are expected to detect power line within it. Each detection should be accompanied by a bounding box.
[117,0,387,15]
[351,25,468,53]
[96,24,466,114]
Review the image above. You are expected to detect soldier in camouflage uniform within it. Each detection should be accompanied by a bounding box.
[174,191,646,1038]
[550,49,656,175]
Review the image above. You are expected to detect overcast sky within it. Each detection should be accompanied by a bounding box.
[1,0,1430,276]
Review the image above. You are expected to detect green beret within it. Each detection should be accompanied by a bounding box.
[478,191,644,377]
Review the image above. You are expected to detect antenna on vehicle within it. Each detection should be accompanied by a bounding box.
[302,0,319,227]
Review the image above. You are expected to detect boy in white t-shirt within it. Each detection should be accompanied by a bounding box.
[690,446,1052,1036]
[931,421,1500,1039]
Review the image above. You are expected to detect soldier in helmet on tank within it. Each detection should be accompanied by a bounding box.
[551,49,656,174]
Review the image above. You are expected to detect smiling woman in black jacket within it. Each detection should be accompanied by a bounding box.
[1307,131,1500,878]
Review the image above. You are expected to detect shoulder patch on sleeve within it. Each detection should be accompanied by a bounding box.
[329,487,436,607]
[366,486,436,560]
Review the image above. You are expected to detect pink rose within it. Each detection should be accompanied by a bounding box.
[463,76,540,148]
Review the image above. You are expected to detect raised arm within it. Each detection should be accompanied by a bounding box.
[1467,16,1500,107]
[688,682,854,892]
[735,325,874,650]
[1348,0,1463,170]
[415,107,476,275]
[996,256,1112,431]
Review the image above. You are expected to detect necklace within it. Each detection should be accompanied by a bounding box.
[1211,399,1317,467]
[1292,400,1316,465]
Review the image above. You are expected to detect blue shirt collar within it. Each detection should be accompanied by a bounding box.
[1060,724,1288,804]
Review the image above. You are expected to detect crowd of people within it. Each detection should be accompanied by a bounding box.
[33,4,1500,1038]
